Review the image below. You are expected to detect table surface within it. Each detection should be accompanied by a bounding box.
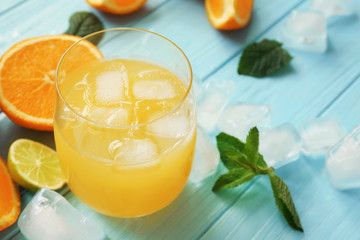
[1,0,360,239]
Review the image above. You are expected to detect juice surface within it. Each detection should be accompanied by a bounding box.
[54,59,196,217]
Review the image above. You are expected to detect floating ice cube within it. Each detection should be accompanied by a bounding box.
[259,123,301,168]
[197,79,237,132]
[300,116,346,154]
[147,114,189,138]
[109,138,158,163]
[87,107,129,126]
[190,127,220,183]
[132,80,176,99]
[310,0,354,18]
[326,126,360,190]
[18,188,106,240]
[94,68,128,104]
[282,10,327,53]
[217,102,272,141]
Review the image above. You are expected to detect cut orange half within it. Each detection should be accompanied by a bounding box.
[0,156,20,231]
[0,34,102,131]
[87,0,148,15]
[205,0,254,30]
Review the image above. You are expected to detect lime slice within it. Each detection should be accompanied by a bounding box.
[7,139,65,191]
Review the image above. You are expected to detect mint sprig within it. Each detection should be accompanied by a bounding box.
[213,127,303,232]
[237,39,293,78]
[65,12,104,45]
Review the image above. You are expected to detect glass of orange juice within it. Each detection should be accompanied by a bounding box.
[54,28,196,218]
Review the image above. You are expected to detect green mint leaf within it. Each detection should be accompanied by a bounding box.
[216,132,256,171]
[65,12,104,44]
[216,132,248,170]
[244,127,259,168]
[268,172,303,232]
[257,153,269,171]
[212,168,256,192]
[237,39,293,78]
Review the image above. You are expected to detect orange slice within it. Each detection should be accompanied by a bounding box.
[0,155,20,231]
[205,0,254,30]
[87,0,148,15]
[0,34,102,131]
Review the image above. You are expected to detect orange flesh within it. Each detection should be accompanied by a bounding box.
[208,0,224,18]
[0,35,102,130]
[0,156,20,231]
[114,0,139,7]
[234,0,252,19]
[1,39,79,120]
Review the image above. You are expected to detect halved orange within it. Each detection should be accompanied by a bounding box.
[0,34,102,131]
[205,0,254,30]
[87,0,148,15]
[0,155,20,231]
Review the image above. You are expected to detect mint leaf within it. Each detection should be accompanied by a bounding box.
[257,154,269,171]
[244,127,259,168]
[237,39,293,78]
[212,168,256,192]
[268,172,303,232]
[65,12,104,44]
[217,132,254,170]
[213,129,302,232]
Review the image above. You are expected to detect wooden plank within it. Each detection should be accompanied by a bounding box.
[201,76,360,239]
[197,4,360,239]
[0,0,24,14]
[0,0,168,55]
[320,75,360,131]
[126,0,305,79]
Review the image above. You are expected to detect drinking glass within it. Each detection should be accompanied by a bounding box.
[54,28,196,218]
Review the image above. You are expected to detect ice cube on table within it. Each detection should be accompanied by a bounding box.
[310,0,354,18]
[197,79,237,133]
[109,138,158,163]
[147,114,189,138]
[18,188,106,240]
[300,116,346,154]
[282,10,327,53]
[259,123,301,168]
[94,69,128,103]
[132,80,176,99]
[326,126,360,190]
[190,127,220,183]
[217,102,272,141]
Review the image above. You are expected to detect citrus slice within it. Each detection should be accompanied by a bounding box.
[0,156,20,231]
[205,0,254,30]
[87,0,148,14]
[7,139,65,191]
[0,34,103,131]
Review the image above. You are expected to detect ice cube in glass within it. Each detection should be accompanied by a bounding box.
[109,138,158,164]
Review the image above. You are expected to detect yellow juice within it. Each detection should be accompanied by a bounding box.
[54,59,196,217]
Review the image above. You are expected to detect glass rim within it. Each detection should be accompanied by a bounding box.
[55,27,193,129]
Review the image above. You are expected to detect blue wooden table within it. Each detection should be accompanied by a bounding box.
[1,0,360,239]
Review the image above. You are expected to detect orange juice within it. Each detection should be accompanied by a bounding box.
[54,59,196,217]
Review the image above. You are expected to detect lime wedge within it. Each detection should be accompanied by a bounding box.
[8,139,65,191]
